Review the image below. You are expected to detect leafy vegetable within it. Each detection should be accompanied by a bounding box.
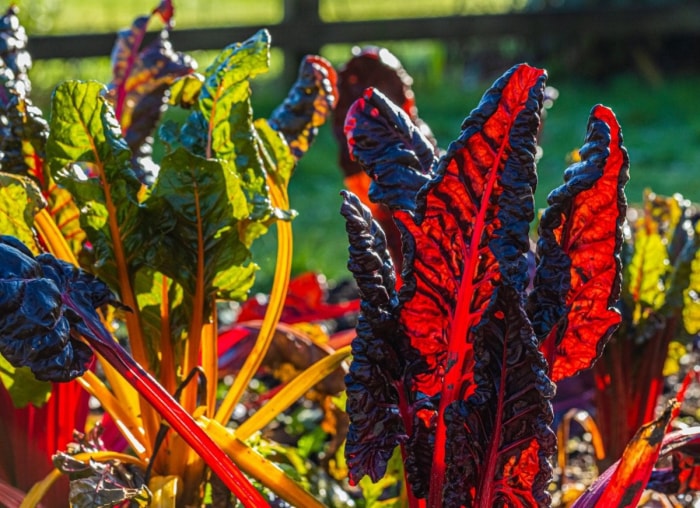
[528,104,629,381]
[341,63,629,506]
[593,190,699,464]
[107,0,195,183]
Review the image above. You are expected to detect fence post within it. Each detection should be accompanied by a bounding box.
[282,0,321,81]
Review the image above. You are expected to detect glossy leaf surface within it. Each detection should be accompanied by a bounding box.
[340,191,406,485]
[108,0,195,175]
[345,87,436,211]
[0,173,44,253]
[0,6,30,103]
[269,55,337,160]
[46,81,144,292]
[529,105,629,382]
[143,147,257,310]
[0,235,103,381]
[342,64,557,506]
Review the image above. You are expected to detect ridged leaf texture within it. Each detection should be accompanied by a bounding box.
[342,64,557,506]
[45,81,144,292]
[107,0,195,183]
[269,55,338,161]
[528,105,629,382]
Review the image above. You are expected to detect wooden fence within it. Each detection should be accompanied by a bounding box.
[25,1,700,72]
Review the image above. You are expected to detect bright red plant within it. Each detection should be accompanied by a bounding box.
[341,63,629,506]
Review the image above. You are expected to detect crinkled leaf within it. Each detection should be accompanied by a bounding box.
[573,401,676,508]
[528,105,629,382]
[268,55,337,161]
[254,118,296,190]
[340,191,405,485]
[0,173,44,253]
[0,5,31,104]
[0,93,87,254]
[342,64,556,505]
[623,191,677,318]
[143,147,257,311]
[46,81,144,291]
[54,454,151,507]
[0,352,51,408]
[107,0,195,183]
[344,87,436,211]
[333,45,436,179]
[683,222,700,333]
[165,30,272,222]
[0,235,115,381]
[168,73,204,109]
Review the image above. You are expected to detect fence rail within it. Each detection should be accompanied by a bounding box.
[26,2,700,68]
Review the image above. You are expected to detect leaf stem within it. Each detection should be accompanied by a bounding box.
[68,298,267,507]
[215,178,292,424]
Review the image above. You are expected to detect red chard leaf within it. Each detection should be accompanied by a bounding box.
[344,87,437,212]
[573,401,676,508]
[107,0,195,183]
[528,105,629,382]
[333,46,436,179]
[342,63,557,505]
[268,55,338,161]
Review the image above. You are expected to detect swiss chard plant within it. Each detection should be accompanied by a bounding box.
[0,2,352,507]
[593,189,700,466]
[340,63,632,506]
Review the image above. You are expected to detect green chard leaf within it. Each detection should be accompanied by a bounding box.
[0,172,44,253]
[143,147,257,314]
[45,81,145,290]
[196,28,272,220]
[0,352,51,408]
[680,220,700,334]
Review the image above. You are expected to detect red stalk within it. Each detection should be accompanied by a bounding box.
[64,295,267,507]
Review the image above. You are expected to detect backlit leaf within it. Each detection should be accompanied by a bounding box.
[680,220,700,334]
[529,105,629,382]
[45,81,144,292]
[0,352,51,408]
[342,63,556,505]
[573,401,676,508]
[143,147,257,313]
[268,55,338,160]
[344,87,436,211]
[0,172,44,253]
[107,0,195,178]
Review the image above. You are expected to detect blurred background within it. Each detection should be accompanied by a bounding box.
[15,0,700,286]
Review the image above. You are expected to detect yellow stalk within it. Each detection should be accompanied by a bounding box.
[215,179,292,425]
[77,370,149,460]
[202,308,218,418]
[35,196,159,453]
[21,452,146,508]
[236,345,351,441]
[149,476,181,507]
[201,417,324,508]
[557,408,606,483]
[34,209,77,263]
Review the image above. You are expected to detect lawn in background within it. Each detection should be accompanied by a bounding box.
[20,0,700,290]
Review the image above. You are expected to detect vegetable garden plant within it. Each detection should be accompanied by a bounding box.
[1,2,700,507]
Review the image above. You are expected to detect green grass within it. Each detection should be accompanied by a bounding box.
[22,26,700,291]
[258,69,700,289]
